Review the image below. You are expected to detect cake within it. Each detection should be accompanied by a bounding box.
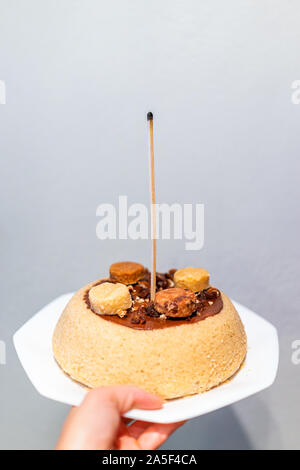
[52,262,247,399]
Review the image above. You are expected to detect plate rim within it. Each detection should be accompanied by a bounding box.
[13,293,279,423]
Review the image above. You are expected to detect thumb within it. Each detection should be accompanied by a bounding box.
[56,386,163,450]
[87,385,163,414]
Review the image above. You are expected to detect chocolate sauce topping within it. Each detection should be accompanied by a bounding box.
[83,270,223,330]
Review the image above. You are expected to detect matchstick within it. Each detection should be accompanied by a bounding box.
[147,111,157,302]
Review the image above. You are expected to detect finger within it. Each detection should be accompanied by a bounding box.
[114,422,141,450]
[57,387,163,450]
[116,434,141,450]
[89,385,163,414]
[122,418,134,426]
[138,421,186,450]
[127,420,152,439]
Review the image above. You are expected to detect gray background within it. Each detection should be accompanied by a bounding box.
[0,0,299,449]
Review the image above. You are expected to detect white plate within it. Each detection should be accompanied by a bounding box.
[13,293,279,423]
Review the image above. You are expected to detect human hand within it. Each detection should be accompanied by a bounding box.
[56,386,184,450]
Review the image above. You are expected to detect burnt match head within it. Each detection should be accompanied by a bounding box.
[147,111,153,121]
